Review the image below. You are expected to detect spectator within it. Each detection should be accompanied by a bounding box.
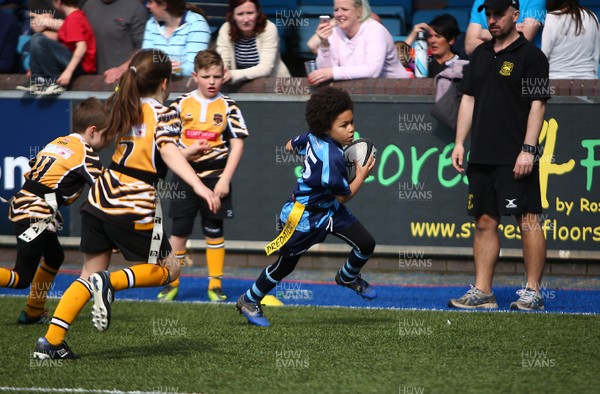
[543,0,600,79]
[83,0,149,84]
[0,11,20,73]
[309,0,409,85]
[16,0,96,95]
[216,0,290,85]
[306,11,381,55]
[450,0,550,311]
[466,0,545,55]
[404,13,463,78]
[29,0,66,19]
[142,0,210,77]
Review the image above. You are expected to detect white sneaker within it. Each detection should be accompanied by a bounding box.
[510,288,545,310]
[33,83,65,96]
[16,78,45,93]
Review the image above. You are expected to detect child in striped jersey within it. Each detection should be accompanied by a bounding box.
[33,49,221,360]
[157,50,249,303]
[0,97,107,325]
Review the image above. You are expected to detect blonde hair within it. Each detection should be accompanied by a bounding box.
[355,0,372,23]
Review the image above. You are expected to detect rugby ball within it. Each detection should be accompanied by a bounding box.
[344,138,376,183]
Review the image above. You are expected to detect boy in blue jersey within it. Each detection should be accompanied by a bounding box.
[236,86,376,327]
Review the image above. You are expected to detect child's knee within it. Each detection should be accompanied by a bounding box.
[360,235,376,256]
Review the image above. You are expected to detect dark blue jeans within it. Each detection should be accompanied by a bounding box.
[29,33,84,81]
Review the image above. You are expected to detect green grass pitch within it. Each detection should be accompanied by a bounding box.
[0,296,598,393]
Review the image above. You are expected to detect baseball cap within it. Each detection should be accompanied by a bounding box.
[477,0,520,13]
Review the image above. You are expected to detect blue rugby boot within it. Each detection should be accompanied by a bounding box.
[236,295,270,327]
[335,272,378,299]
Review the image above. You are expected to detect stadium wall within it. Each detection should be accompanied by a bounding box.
[0,76,599,275]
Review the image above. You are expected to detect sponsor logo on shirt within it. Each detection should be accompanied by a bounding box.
[506,198,518,208]
[43,144,74,159]
[185,129,219,141]
[500,61,514,77]
[131,124,146,137]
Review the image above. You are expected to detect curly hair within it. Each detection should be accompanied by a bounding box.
[305,87,354,138]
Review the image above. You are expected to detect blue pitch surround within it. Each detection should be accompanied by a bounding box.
[1,271,598,315]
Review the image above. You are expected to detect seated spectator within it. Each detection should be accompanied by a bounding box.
[83,0,149,84]
[28,4,64,41]
[309,0,409,85]
[466,0,545,55]
[29,0,66,19]
[0,11,20,73]
[306,11,381,55]
[142,0,210,77]
[543,0,600,79]
[16,0,96,95]
[404,13,462,78]
[216,0,290,84]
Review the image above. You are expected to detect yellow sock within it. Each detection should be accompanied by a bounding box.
[109,264,170,291]
[25,261,58,317]
[0,267,19,288]
[168,250,187,287]
[45,278,92,346]
[206,238,225,289]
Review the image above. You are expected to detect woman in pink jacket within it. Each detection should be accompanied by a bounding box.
[308,0,410,85]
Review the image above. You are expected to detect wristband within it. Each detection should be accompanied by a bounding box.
[522,144,537,155]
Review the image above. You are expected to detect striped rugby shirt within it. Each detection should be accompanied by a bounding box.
[9,133,103,227]
[171,91,249,178]
[81,98,181,231]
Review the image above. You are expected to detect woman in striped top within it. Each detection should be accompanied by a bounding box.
[143,0,211,77]
[217,0,290,84]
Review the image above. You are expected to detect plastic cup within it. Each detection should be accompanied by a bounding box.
[304,60,317,76]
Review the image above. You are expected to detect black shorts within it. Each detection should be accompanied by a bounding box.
[168,175,234,220]
[466,164,542,217]
[80,213,172,262]
[280,205,357,256]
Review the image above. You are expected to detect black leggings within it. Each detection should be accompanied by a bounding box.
[269,220,375,281]
[13,224,64,289]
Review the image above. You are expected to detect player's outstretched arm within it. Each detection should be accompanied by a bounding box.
[336,154,375,204]
[159,142,221,213]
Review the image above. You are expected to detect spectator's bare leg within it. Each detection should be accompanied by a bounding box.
[474,214,500,294]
